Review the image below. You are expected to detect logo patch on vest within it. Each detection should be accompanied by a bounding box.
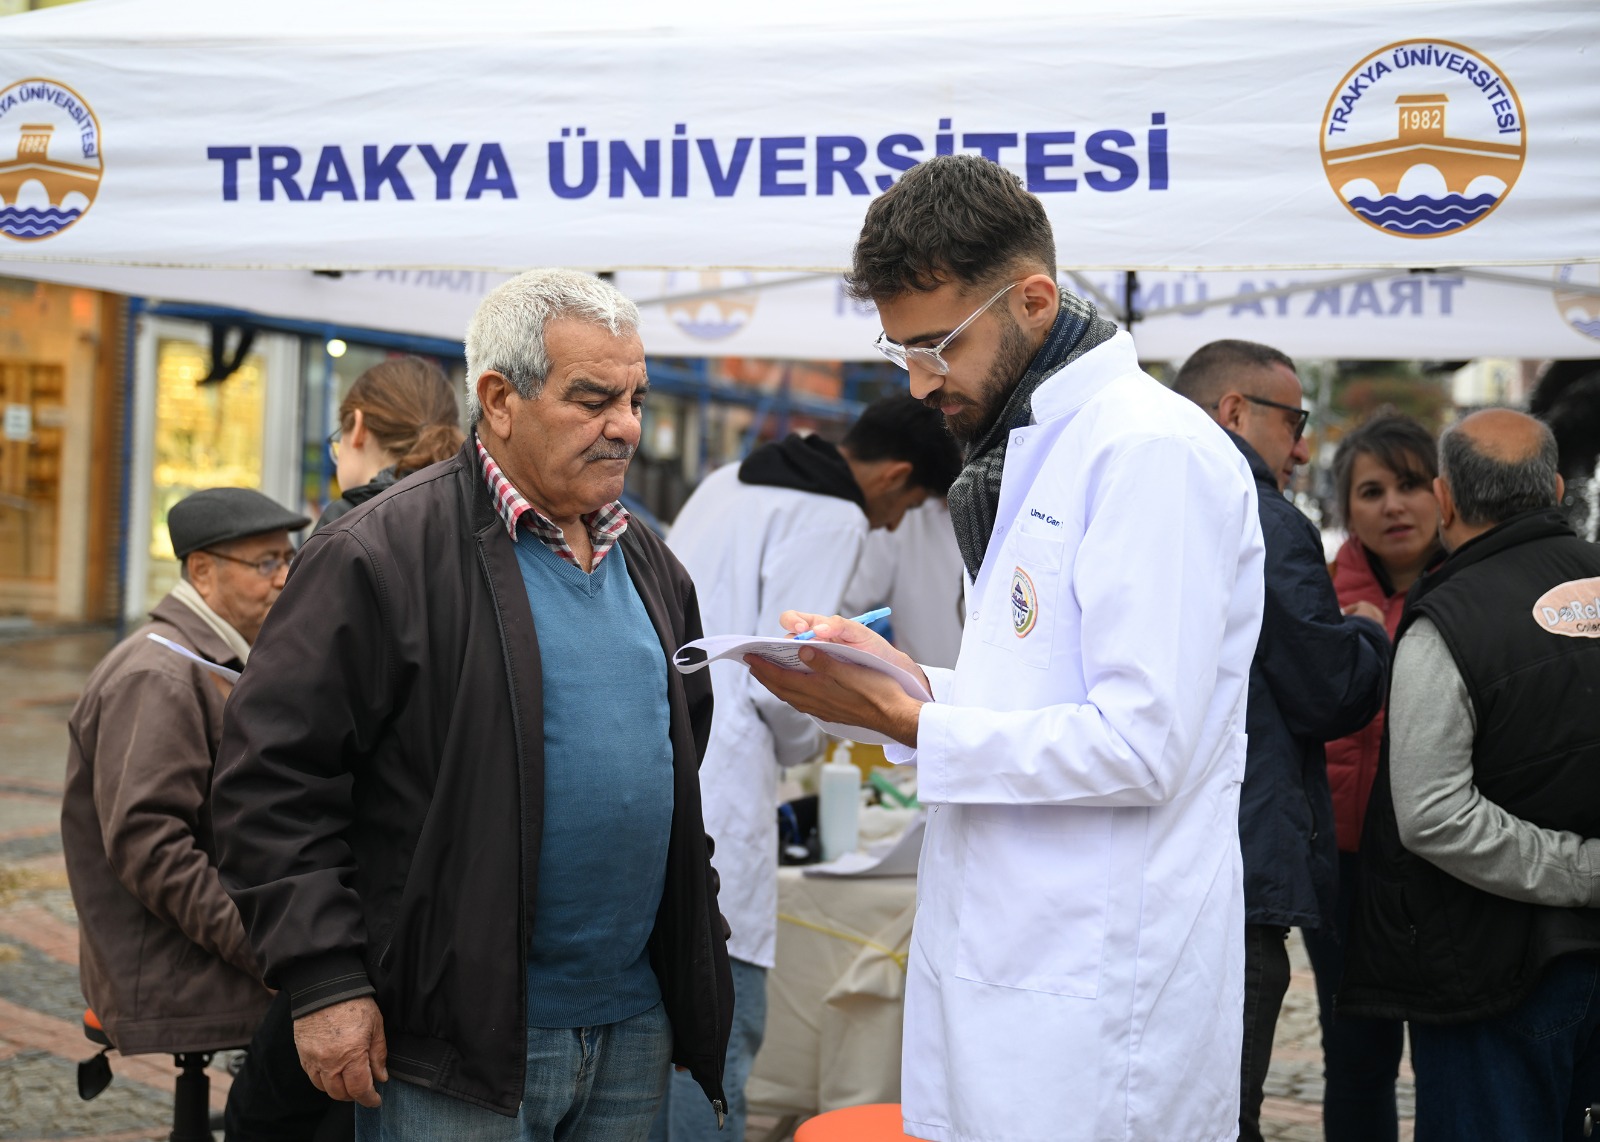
[1010,567,1038,638]
[1532,576,1600,638]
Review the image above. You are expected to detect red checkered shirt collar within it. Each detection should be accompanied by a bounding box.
[475,435,629,568]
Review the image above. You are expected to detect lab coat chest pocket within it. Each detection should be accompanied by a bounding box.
[979,525,1064,669]
[955,806,1112,997]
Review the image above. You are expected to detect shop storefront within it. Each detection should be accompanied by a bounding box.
[0,276,123,623]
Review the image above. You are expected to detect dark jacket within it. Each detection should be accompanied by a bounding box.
[1342,509,1600,1023]
[313,466,398,533]
[213,443,732,1117]
[1231,434,1389,929]
[62,596,270,1054]
[739,434,866,508]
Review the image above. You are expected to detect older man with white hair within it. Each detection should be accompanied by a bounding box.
[214,269,733,1141]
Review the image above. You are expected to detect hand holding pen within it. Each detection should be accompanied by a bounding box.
[791,607,892,641]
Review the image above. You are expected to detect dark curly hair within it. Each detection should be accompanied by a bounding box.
[846,155,1056,303]
[842,394,964,495]
[1331,409,1438,526]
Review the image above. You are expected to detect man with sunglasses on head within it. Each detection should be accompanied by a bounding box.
[1174,339,1390,1142]
[61,488,341,1135]
[741,155,1268,1142]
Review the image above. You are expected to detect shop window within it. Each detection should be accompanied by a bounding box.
[145,336,265,604]
[0,360,64,581]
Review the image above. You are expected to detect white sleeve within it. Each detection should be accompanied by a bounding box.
[915,436,1260,807]
[884,666,956,766]
[1391,618,1600,907]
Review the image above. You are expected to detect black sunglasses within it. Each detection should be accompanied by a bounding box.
[1242,394,1310,442]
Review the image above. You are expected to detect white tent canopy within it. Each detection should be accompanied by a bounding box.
[1,0,1596,272]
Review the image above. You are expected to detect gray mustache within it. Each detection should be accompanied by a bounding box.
[584,442,636,461]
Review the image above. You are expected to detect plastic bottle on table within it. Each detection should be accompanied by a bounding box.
[819,741,862,862]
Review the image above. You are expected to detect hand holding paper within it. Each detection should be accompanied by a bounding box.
[673,611,930,747]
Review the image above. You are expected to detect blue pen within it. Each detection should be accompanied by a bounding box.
[793,607,892,641]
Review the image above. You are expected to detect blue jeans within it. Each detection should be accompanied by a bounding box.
[1303,850,1405,1142]
[648,957,766,1142]
[1409,953,1600,1142]
[355,1001,672,1142]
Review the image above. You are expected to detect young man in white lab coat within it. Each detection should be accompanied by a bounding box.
[652,396,961,1142]
[747,155,1267,1142]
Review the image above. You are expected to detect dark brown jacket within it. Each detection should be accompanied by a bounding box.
[61,596,271,1054]
[213,443,732,1117]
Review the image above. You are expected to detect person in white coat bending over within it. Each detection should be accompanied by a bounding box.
[655,395,961,1142]
[746,154,1267,1142]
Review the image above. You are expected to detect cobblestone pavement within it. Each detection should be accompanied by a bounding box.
[0,629,1413,1141]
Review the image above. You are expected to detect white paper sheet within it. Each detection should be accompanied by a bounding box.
[804,816,925,879]
[146,633,242,683]
[672,634,932,746]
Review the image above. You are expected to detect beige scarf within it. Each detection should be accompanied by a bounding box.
[170,578,253,665]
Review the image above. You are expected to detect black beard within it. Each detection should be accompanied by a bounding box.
[929,316,1037,449]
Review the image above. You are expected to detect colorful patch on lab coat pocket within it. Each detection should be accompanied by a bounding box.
[978,527,1061,668]
[1011,568,1038,637]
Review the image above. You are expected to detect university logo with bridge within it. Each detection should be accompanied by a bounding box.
[661,271,761,340]
[0,78,102,242]
[1320,41,1524,240]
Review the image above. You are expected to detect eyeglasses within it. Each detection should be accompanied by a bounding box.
[201,549,295,578]
[1242,394,1310,441]
[873,282,1018,376]
[326,428,341,463]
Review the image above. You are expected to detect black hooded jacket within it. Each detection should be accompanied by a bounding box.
[738,435,866,508]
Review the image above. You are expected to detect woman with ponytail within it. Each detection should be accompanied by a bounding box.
[316,355,465,532]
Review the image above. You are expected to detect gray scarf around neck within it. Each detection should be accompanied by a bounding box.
[947,292,1118,580]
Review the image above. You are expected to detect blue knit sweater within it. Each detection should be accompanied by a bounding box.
[515,535,675,1028]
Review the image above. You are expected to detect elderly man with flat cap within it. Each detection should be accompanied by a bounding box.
[61,488,312,1124]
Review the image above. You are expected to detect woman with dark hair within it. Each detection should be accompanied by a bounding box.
[316,355,464,531]
[1307,410,1443,1142]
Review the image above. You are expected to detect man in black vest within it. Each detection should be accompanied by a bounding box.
[1176,340,1392,1142]
[1342,409,1600,1141]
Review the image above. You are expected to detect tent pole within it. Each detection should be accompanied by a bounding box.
[1448,267,1600,298]
[1064,271,1122,316]
[115,298,144,641]
[1134,268,1394,320]
[630,273,834,309]
[1123,271,1140,327]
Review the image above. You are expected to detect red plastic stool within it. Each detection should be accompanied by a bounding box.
[795,1103,917,1141]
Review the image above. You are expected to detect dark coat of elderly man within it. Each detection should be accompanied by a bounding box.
[62,488,353,1137]
[213,269,733,1141]
[64,488,306,1054]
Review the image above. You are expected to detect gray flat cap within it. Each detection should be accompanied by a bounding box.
[168,488,311,559]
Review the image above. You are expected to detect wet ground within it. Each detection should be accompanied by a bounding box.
[0,627,1412,1141]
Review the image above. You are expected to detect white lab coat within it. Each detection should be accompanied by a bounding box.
[887,333,1265,1142]
[840,499,966,670]
[668,463,869,968]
